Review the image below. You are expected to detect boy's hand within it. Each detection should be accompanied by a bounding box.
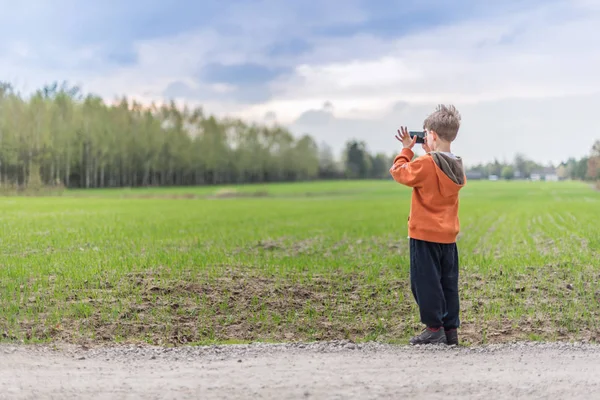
[422,137,432,153]
[395,126,417,149]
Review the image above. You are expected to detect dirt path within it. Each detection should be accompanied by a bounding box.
[2,341,600,399]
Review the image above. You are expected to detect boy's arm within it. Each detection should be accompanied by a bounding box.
[389,148,428,187]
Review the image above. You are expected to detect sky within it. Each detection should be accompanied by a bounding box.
[0,0,598,166]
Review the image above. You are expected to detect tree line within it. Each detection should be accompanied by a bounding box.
[466,145,600,181]
[0,81,398,190]
[0,81,597,189]
[0,82,323,189]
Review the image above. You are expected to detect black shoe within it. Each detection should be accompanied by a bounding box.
[409,328,447,345]
[445,329,459,346]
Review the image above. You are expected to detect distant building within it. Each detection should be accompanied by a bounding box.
[466,171,483,180]
[488,175,499,181]
[530,167,558,181]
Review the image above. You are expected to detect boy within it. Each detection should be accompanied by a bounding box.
[389,104,466,346]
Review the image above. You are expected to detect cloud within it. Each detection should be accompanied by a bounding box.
[290,92,600,166]
[0,0,598,164]
[248,0,600,120]
[195,62,291,102]
[161,62,286,105]
[295,103,337,126]
[233,0,600,165]
[163,81,198,99]
[266,38,313,57]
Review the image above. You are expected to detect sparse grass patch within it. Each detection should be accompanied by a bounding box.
[0,180,599,346]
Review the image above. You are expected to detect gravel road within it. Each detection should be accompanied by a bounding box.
[2,341,600,399]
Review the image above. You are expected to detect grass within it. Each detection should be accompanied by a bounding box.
[65,180,389,198]
[0,179,599,346]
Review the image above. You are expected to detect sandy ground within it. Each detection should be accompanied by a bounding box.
[1,341,600,399]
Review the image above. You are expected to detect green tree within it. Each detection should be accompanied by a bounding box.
[514,153,529,178]
[370,153,390,179]
[501,165,515,180]
[317,142,338,179]
[344,140,370,179]
[571,157,588,180]
[490,159,503,177]
[0,81,339,189]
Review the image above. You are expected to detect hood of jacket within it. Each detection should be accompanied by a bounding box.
[429,152,466,197]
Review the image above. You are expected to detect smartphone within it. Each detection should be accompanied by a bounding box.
[409,131,426,144]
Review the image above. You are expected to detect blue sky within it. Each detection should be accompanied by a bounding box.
[0,0,598,165]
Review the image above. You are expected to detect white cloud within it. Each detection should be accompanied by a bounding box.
[238,0,600,164]
[246,0,600,123]
[0,0,597,165]
[287,93,600,167]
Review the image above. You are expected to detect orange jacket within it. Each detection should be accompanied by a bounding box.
[389,148,466,244]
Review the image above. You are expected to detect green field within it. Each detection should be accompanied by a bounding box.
[0,180,599,346]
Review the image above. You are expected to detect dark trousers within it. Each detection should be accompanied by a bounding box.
[409,238,460,330]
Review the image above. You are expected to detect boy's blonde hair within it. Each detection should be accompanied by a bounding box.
[423,104,461,142]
